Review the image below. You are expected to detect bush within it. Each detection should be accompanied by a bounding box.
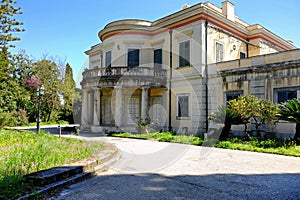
[11,109,29,126]
[0,111,15,128]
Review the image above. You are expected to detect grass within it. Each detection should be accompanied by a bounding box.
[0,129,103,199]
[22,120,69,127]
[111,132,300,157]
[215,137,300,157]
[112,132,203,145]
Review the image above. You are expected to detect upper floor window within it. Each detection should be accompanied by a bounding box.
[127,49,140,67]
[274,87,300,103]
[240,52,246,59]
[105,51,112,67]
[179,40,190,67]
[177,95,189,118]
[216,42,224,63]
[154,48,162,69]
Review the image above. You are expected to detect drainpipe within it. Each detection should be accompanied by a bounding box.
[205,21,209,133]
[168,30,173,132]
[246,40,249,58]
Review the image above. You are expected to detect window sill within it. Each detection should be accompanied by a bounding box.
[176,65,192,69]
[176,116,190,120]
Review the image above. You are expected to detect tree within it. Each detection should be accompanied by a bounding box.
[0,0,24,51]
[279,98,300,144]
[0,0,26,126]
[61,63,76,123]
[229,95,278,138]
[34,59,62,122]
[209,105,244,140]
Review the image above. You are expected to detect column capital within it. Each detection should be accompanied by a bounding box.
[141,86,150,91]
[114,86,122,90]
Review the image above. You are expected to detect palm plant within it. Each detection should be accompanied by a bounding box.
[209,105,244,140]
[279,98,300,144]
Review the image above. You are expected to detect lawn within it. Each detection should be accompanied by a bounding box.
[111,132,300,157]
[0,129,103,199]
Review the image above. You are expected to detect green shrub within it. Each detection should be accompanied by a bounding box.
[0,111,15,128]
[11,109,29,126]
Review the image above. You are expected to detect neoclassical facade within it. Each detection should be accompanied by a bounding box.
[81,1,298,135]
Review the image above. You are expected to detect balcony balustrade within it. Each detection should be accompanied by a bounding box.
[82,66,167,87]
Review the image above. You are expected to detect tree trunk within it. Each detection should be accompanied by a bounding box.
[244,123,250,138]
[219,122,231,141]
[294,123,300,144]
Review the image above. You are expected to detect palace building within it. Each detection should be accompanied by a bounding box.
[81,1,299,137]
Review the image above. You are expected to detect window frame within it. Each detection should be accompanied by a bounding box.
[176,94,190,119]
[240,52,246,59]
[274,87,300,103]
[178,40,191,68]
[127,48,140,67]
[225,90,243,104]
[216,42,224,63]
[105,50,112,68]
[153,48,163,69]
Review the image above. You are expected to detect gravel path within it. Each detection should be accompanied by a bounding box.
[54,137,300,200]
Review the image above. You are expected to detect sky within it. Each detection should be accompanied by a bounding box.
[13,0,300,87]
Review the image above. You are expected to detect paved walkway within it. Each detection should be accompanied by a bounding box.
[54,136,300,200]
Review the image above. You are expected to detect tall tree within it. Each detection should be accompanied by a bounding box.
[0,0,24,51]
[0,0,24,113]
[61,63,76,123]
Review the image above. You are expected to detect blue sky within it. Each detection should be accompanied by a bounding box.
[14,0,300,86]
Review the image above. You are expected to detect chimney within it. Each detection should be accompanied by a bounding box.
[222,1,235,21]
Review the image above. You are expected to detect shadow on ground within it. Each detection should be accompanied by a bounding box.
[57,172,300,200]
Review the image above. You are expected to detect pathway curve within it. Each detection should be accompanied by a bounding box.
[54,136,300,200]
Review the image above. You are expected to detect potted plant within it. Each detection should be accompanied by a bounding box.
[137,118,149,134]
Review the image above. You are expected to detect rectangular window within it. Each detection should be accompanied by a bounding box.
[149,97,163,125]
[179,41,190,67]
[240,52,246,59]
[274,87,300,103]
[127,49,140,67]
[154,49,162,69]
[128,97,140,123]
[105,51,112,67]
[177,95,189,118]
[101,96,111,125]
[225,91,243,103]
[216,42,224,63]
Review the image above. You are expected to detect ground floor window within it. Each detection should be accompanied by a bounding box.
[177,95,189,119]
[225,91,243,103]
[128,96,140,124]
[274,87,300,103]
[101,96,111,125]
[87,92,94,125]
[149,97,163,125]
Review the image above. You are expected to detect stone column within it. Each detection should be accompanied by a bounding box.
[93,89,101,126]
[141,87,149,122]
[81,89,88,128]
[114,86,122,127]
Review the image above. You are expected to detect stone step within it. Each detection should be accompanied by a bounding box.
[26,166,84,187]
[19,171,94,200]
[18,143,120,199]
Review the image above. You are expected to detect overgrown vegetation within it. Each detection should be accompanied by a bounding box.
[0,129,103,199]
[278,98,300,144]
[209,95,300,144]
[215,137,300,157]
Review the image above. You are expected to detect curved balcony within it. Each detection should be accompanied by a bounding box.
[81,66,167,88]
